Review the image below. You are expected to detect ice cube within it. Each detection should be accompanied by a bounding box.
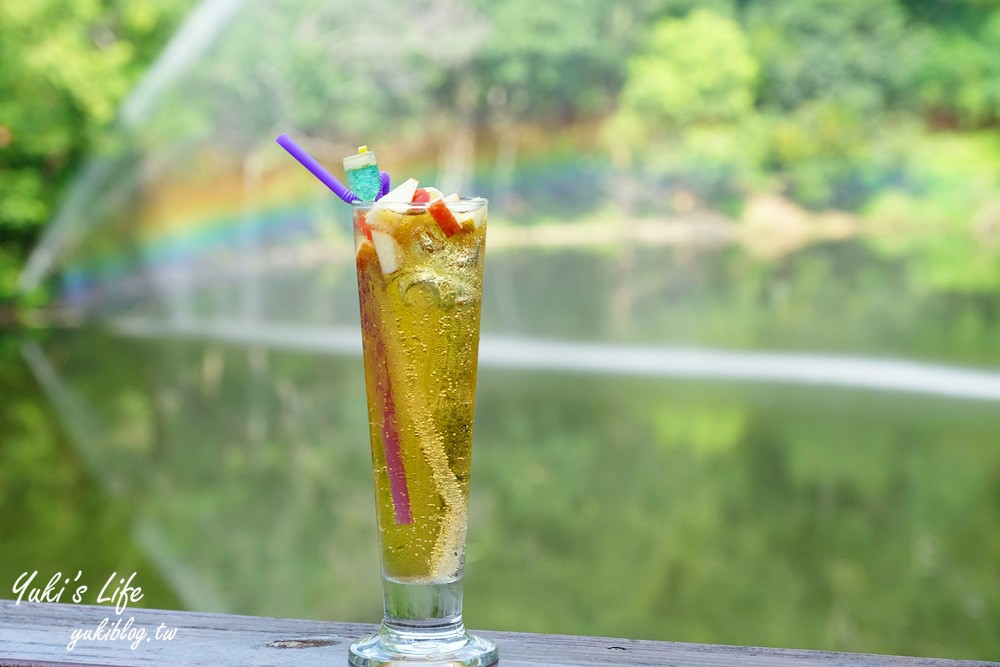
[397,270,474,309]
[417,228,444,253]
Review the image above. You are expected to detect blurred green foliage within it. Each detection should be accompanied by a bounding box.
[619,10,758,129]
[605,0,1000,216]
[746,0,915,113]
[0,0,195,308]
[4,0,1000,304]
[606,9,763,212]
[914,13,1000,127]
[0,336,182,610]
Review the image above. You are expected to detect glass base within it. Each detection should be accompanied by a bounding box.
[348,622,498,666]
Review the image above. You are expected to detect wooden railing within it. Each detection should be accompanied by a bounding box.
[1,600,996,666]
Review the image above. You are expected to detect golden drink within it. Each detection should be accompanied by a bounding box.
[350,193,497,666]
[355,199,486,582]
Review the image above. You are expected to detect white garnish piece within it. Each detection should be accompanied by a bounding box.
[422,186,444,201]
[453,201,487,229]
[371,230,402,274]
[379,178,419,203]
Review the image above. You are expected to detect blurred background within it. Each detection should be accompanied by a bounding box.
[2,0,999,660]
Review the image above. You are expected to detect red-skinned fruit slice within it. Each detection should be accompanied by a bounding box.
[356,211,373,241]
[428,199,461,237]
[412,188,430,203]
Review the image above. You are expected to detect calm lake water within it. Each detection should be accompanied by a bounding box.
[2,236,999,661]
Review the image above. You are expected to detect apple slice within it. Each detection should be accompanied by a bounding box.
[428,199,461,237]
[466,205,487,228]
[379,178,418,204]
[443,192,460,203]
[453,200,486,230]
[355,211,373,241]
[423,186,445,201]
[371,230,402,274]
[356,237,377,267]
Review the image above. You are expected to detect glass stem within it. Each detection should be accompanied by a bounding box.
[382,576,465,635]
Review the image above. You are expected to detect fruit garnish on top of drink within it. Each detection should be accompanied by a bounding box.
[354,178,485,271]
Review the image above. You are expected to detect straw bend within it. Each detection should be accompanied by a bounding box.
[379,170,391,198]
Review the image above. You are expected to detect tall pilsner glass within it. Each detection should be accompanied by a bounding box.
[348,197,498,666]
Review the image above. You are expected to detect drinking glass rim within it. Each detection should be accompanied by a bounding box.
[352,197,488,213]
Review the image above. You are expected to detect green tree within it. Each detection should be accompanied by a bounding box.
[467,0,687,125]
[0,0,195,310]
[911,10,1000,128]
[744,0,916,114]
[741,0,919,209]
[605,9,762,213]
[617,9,758,130]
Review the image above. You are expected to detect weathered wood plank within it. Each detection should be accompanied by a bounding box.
[0,601,995,667]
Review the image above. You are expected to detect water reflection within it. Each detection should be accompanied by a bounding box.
[20,332,381,620]
[15,321,1000,660]
[111,316,1000,402]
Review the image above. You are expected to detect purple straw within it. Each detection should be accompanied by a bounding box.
[276,133,391,203]
[275,133,358,203]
